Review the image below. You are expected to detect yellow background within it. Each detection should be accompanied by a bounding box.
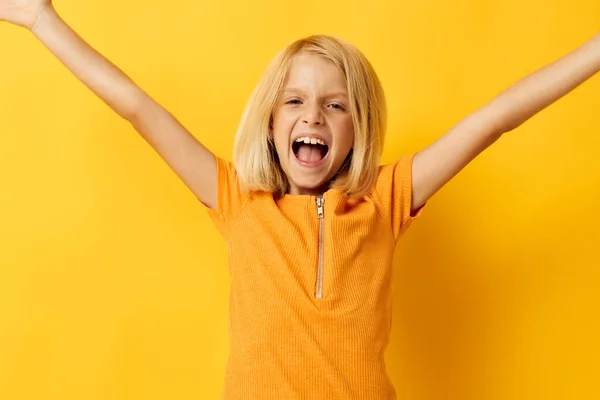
[1,0,599,398]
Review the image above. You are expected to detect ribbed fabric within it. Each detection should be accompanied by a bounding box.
[206,153,424,399]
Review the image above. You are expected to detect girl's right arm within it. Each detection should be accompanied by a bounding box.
[1,2,218,209]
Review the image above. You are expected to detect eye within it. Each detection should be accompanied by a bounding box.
[286,99,302,105]
[328,103,345,110]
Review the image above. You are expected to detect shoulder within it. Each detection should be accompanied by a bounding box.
[370,154,416,199]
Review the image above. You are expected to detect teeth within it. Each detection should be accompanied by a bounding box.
[295,137,327,146]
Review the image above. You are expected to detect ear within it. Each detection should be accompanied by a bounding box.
[268,115,274,138]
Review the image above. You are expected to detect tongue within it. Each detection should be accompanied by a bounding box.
[296,144,323,163]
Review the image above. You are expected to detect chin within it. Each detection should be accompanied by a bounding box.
[288,174,329,193]
[293,179,324,190]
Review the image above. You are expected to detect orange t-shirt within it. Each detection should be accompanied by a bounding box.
[206,153,424,399]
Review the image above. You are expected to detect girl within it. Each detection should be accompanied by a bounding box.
[1,1,599,398]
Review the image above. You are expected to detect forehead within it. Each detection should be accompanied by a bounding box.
[282,53,347,95]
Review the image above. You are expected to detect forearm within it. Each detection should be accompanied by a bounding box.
[482,32,600,134]
[31,7,143,119]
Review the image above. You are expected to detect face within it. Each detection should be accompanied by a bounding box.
[271,52,354,196]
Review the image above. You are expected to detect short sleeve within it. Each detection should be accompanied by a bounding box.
[371,153,425,242]
[205,155,250,236]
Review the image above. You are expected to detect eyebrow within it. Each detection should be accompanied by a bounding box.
[282,87,349,98]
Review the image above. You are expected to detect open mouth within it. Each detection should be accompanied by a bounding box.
[292,138,330,165]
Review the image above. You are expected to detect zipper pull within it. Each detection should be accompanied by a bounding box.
[316,197,324,219]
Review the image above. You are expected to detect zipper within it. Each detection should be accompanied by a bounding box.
[315,196,325,299]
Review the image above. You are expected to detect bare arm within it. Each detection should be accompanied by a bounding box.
[31,6,141,119]
[3,3,217,208]
[410,32,600,214]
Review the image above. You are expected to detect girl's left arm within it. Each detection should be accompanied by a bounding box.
[410,32,600,214]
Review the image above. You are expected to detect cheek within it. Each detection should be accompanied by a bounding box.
[336,117,354,148]
[272,108,285,125]
[271,121,290,153]
[272,113,296,140]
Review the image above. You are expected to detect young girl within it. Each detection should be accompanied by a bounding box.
[2,1,599,398]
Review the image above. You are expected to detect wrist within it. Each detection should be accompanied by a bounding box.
[590,32,600,72]
[30,5,56,35]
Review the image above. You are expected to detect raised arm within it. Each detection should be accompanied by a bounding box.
[410,31,600,214]
[1,1,218,209]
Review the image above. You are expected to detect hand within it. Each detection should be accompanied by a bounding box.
[0,0,53,31]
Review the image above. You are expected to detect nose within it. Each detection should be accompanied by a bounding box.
[302,103,324,126]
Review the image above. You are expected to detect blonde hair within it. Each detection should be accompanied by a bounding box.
[232,35,387,198]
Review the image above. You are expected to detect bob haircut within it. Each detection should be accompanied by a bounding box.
[232,34,387,199]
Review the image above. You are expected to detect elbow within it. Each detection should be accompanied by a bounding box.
[475,104,520,136]
[117,89,148,121]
